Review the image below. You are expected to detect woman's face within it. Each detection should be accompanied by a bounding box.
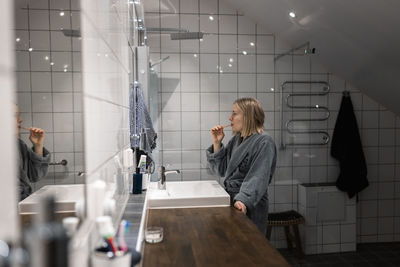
[15,105,23,136]
[229,104,244,134]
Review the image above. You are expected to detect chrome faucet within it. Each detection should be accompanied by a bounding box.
[158,166,180,190]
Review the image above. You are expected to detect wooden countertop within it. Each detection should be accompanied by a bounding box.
[143,207,290,267]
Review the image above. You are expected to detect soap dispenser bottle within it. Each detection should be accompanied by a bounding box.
[132,167,142,194]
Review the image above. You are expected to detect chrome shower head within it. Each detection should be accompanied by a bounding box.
[304,47,316,54]
[170,32,204,40]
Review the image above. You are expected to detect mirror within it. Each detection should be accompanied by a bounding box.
[14,0,85,223]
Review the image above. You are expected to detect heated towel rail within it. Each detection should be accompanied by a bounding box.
[280,81,330,149]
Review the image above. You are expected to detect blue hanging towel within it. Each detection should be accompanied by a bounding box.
[129,82,157,152]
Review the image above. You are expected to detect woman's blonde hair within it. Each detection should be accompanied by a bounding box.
[234,97,264,138]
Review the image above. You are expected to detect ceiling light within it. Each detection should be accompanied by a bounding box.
[242,51,247,55]
[64,64,68,68]
[270,88,275,92]
[209,16,214,21]
[16,38,20,42]
[63,68,67,72]
[229,58,234,63]
[44,56,49,60]
[289,11,296,18]
[250,42,255,46]
[28,47,33,52]
[228,64,232,67]
[193,54,198,58]
[60,11,65,16]
[50,62,54,66]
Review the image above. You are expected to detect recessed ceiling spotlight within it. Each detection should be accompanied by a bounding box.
[63,68,67,72]
[229,58,234,63]
[16,37,20,42]
[50,62,54,66]
[250,42,255,46]
[270,88,275,92]
[242,51,247,55]
[60,11,65,16]
[193,54,198,58]
[28,47,33,52]
[44,56,49,60]
[289,11,296,18]
[209,16,214,21]
[228,64,232,67]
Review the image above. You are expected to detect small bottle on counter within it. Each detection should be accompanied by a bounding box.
[132,167,142,194]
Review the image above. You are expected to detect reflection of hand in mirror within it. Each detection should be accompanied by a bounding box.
[15,104,51,200]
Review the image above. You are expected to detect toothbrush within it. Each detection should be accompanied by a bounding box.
[222,124,231,128]
[118,220,128,252]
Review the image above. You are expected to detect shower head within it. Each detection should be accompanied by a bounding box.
[170,32,204,40]
[304,47,316,54]
[150,56,170,68]
[61,29,81,38]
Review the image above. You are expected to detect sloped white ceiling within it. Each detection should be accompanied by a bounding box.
[225,0,400,115]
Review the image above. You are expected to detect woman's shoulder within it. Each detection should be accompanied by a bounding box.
[252,133,276,147]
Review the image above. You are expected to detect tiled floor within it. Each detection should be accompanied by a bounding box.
[278,242,400,267]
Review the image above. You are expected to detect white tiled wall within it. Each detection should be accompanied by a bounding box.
[15,0,84,190]
[145,0,400,248]
[81,0,132,221]
[0,0,19,242]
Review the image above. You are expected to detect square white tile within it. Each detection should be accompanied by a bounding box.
[238,35,256,54]
[257,55,274,73]
[238,74,256,92]
[200,15,218,34]
[200,0,217,13]
[182,93,200,111]
[50,11,71,30]
[32,93,52,112]
[182,112,201,131]
[200,34,218,53]
[161,73,181,92]
[53,93,73,112]
[238,16,255,34]
[200,93,219,111]
[51,31,72,51]
[30,31,50,51]
[181,53,199,72]
[54,132,74,152]
[53,113,74,132]
[50,52,72,71]
[161,92,181,112]
[16,72,30,92]
[256,35,274,54]
[182,131,201,150]
[200,73,218,92]
[16,51,29,71]
[220,74,237,92]
[52,73,73,92]
[200,54,218,73]
[162,112,181,131]
[180,73,199,92]
[180,0,198,13]
[161,131,181,150]
[219,15,237,34]
[31,72,51,92]
[219,35,237,53]
[29,10,50,30]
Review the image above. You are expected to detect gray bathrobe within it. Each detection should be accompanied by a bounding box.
[18,138,51,200]
[206,133,277,234]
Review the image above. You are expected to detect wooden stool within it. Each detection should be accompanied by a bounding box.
[266,210,305,259]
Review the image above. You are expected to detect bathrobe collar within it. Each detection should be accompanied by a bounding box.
[225,133,258,179]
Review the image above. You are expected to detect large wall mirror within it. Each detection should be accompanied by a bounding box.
[14,0,85,223]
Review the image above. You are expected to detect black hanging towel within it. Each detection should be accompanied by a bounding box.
[331,91,369,198]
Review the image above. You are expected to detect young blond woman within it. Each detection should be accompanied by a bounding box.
[207,98,277,234]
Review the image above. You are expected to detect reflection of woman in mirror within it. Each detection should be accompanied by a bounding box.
[16,105,51,200]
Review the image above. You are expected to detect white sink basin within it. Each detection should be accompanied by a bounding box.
[147,180,230,209]
[19,184,84,213]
